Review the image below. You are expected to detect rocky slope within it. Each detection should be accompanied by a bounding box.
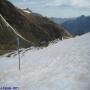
[0,0,71,54]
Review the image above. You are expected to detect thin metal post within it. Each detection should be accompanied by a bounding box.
[16,36,21,71]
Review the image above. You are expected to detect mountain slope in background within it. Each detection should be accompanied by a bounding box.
[62,15,90,35]
[50,17,71,24]
[51,15,90,36]
[0,33,90,90]
[0,0,71,55]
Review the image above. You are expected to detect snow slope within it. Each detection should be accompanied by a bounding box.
[0,33,90,90]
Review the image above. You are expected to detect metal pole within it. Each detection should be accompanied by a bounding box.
[16,36,21,71]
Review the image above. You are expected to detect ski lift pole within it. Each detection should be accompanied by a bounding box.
[16,36,21,71]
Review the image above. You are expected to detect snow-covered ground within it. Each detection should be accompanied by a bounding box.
[0,33,90,90]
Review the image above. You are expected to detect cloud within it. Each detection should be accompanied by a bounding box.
[44,0,90,8]
[45,0,70,6]
[11,0,90,9]
[71,0,90,8]
[9,0,90,17]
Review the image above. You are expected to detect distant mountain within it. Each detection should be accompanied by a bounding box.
[62,15,90,35]
[0,0,71,55]
[51,15,90,36]
[50,17,71,24]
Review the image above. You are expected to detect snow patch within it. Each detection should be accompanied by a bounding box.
[23,10,31,14]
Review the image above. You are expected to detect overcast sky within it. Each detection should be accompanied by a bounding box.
[10,0,90,18]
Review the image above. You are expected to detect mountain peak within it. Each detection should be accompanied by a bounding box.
[78,15,85,19]
[80,15,85,18]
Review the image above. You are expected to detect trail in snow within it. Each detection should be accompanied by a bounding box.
[0,14,32,44]
[0,33,90,90]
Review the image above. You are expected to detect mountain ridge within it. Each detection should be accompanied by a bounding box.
[51,15,90,36]
[0,0,71,55]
